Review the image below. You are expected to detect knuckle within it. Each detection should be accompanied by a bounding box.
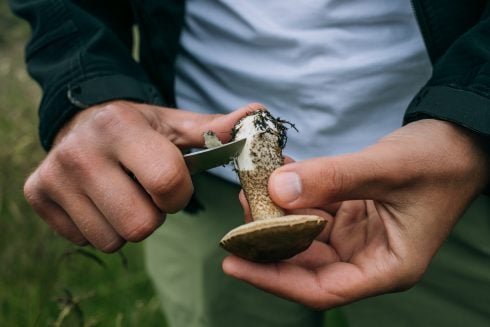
[34,163,59,192]
[145,165,184,197]
[121,216,163,242]
[91,104,138,134]
[320,160,347,200]
[165,195,191,214]
[59,230,88,246]
[99,238,125,253]
[23,174,43,207]
[65,233,89,246]
[54,141,83,166]
[53,142,94,177]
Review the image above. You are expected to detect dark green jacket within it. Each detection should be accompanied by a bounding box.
[10,0,490,151]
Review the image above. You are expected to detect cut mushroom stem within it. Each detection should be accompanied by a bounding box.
[219,109,326,262]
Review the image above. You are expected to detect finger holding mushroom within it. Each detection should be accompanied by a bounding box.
[219,110,326,262]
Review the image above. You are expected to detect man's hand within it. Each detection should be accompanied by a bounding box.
[24,100,256,252]
[223,119,489,309]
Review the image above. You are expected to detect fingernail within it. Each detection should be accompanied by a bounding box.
[272,172,302,203]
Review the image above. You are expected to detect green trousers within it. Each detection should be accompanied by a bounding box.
[145,173,490,327]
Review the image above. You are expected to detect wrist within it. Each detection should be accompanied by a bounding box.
[409,119,489,194]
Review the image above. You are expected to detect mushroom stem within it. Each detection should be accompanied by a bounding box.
[233,111,286,220]
[220,109,326,262]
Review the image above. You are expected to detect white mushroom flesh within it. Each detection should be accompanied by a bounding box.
[233,111,285,220]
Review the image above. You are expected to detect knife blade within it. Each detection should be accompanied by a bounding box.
[184,138,246,174]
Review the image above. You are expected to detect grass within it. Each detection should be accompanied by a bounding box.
[0,2,166,326]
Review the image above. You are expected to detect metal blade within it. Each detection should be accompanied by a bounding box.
[184,138,246,174]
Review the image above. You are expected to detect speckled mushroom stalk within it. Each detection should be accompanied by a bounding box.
[219,110,326,262]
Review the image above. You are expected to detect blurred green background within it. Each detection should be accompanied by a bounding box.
[0,1,167,326]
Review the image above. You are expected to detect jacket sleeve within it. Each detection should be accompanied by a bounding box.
[404,9,490,142]
[9,0,165,150]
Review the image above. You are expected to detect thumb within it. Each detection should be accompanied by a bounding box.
[268,150,398,210]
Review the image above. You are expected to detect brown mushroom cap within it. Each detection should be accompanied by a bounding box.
[219,215,326,262]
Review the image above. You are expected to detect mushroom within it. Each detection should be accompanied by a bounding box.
[219,110,326,262]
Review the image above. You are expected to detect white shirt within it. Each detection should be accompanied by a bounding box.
[175,0,432,182]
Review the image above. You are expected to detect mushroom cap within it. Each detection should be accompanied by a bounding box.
[219,215,326,263]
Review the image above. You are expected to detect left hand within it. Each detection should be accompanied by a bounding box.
[223,119,489,309]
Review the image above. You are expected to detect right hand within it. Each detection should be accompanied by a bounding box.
[24,100,256,252]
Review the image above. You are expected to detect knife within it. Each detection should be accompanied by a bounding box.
[183,138,246,174]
